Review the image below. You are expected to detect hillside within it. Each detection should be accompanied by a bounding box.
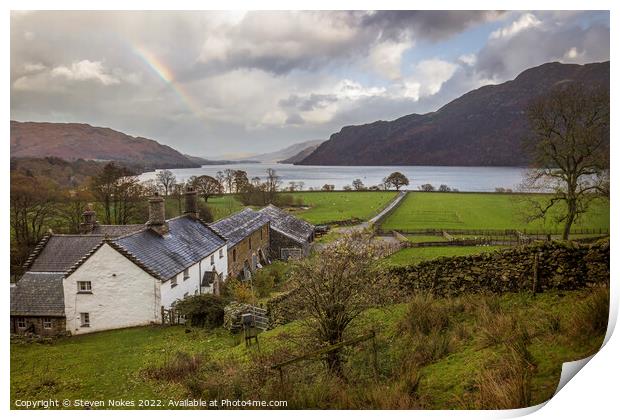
[299,61,609,166]
[278,144,320,163]
[249,139,323,163]
[10,121,198,170]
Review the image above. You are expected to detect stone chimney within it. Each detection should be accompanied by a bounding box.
[184,186,198,219]
[148,192,169,235]
[80,204,98,233]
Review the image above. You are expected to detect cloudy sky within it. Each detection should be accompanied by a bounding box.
[10,10,609,157]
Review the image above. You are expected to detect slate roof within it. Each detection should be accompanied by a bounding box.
[112,216,226,280]
[210,208,270,247]
[28,235,106,273]
[10,272,65,316]
[91,224,145,237]
[259,205,315,244]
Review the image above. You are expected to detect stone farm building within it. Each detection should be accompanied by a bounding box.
[210,209,270,279]
[10,189,228,336]
[10,189,314,336]
[259,205,315,260]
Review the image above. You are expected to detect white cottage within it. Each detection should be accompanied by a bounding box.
[10,188,228,336]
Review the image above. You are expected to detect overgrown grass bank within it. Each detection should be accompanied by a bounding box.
[11,287,607,409]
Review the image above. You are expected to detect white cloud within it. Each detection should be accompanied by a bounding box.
[368,40,412,80]
[23,62,46,72]
[51,60,120,85]
[458,53,477,66]
[402,59,458,100]
[490,13,542,40]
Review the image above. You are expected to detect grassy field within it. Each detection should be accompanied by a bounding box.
[280,191,398,224]
[381,192,609,232]
[164,195,245,221]
[11,288,606,409]
[385,245,505,266]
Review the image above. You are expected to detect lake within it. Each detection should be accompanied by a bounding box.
[139,163,529,192]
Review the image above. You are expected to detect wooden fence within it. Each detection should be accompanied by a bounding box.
[271,331,378,385]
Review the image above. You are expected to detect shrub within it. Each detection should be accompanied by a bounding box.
[222,277,255,303]
[253,269,275,298]
[144,352,203,382]
[174,294,227,328]
[198,201,213,222]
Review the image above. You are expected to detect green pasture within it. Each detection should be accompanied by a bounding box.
[381,192,609,233]
[280,191,397,224]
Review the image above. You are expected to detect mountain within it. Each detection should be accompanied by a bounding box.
[278,144,321,164]
[10,121,198,170]
[299,61,610,167]
[248,139,324,163]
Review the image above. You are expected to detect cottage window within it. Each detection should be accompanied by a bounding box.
[219,248,224,259]
[210,255,215,264]
[249,237,252,249]
[42,318,53,329]
[260,229,263,240]
[77,281,92,293]
[80,313,90,327]
[183,268,190,280]
[232,248,237,262]
[17,318,26,329]
[171,276,178,288]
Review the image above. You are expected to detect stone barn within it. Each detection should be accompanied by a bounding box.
[210,209,270,279]
[259,204,315,260]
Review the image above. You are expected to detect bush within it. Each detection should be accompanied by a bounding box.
[143,352,203,382]
[198,201,213,222]
[253,270,275,298]
[174,294,227,328]
[222,277,255,303]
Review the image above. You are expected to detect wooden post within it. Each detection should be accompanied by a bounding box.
[161,306,165,325]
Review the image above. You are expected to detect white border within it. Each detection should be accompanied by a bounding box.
[2,2,616,419]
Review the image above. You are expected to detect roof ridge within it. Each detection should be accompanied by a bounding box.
[106,241,165,280]
[22,233,53,270]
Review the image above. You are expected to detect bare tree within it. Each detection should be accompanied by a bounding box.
[352,178,365,190]
[171,183,186,215]
[155,169,176,196]
[223,169,235,194]
[265,168,281,202]
[288,232,391,376]
[523,84,609,240]
[188,175,223,203]
[233,170,250,193]
[385,172,409,190]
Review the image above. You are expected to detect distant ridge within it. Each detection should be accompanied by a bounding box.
[299,61,610,166]
[10,121,198,170]
[248,139,323,163]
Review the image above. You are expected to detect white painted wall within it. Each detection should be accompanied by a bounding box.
[160,244,228,308]
[64,243,161,335]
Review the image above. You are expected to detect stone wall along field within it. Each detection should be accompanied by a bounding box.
[390,240,609,296]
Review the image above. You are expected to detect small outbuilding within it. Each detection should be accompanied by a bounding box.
[259,204,315,260]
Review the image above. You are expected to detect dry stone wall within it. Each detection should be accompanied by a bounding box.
[390,240,609,296]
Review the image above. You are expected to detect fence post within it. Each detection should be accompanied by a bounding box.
[161,306,165,325]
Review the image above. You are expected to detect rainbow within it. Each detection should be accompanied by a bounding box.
[132,44,206,120]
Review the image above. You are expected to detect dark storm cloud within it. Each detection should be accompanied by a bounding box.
[357,10,505,42]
